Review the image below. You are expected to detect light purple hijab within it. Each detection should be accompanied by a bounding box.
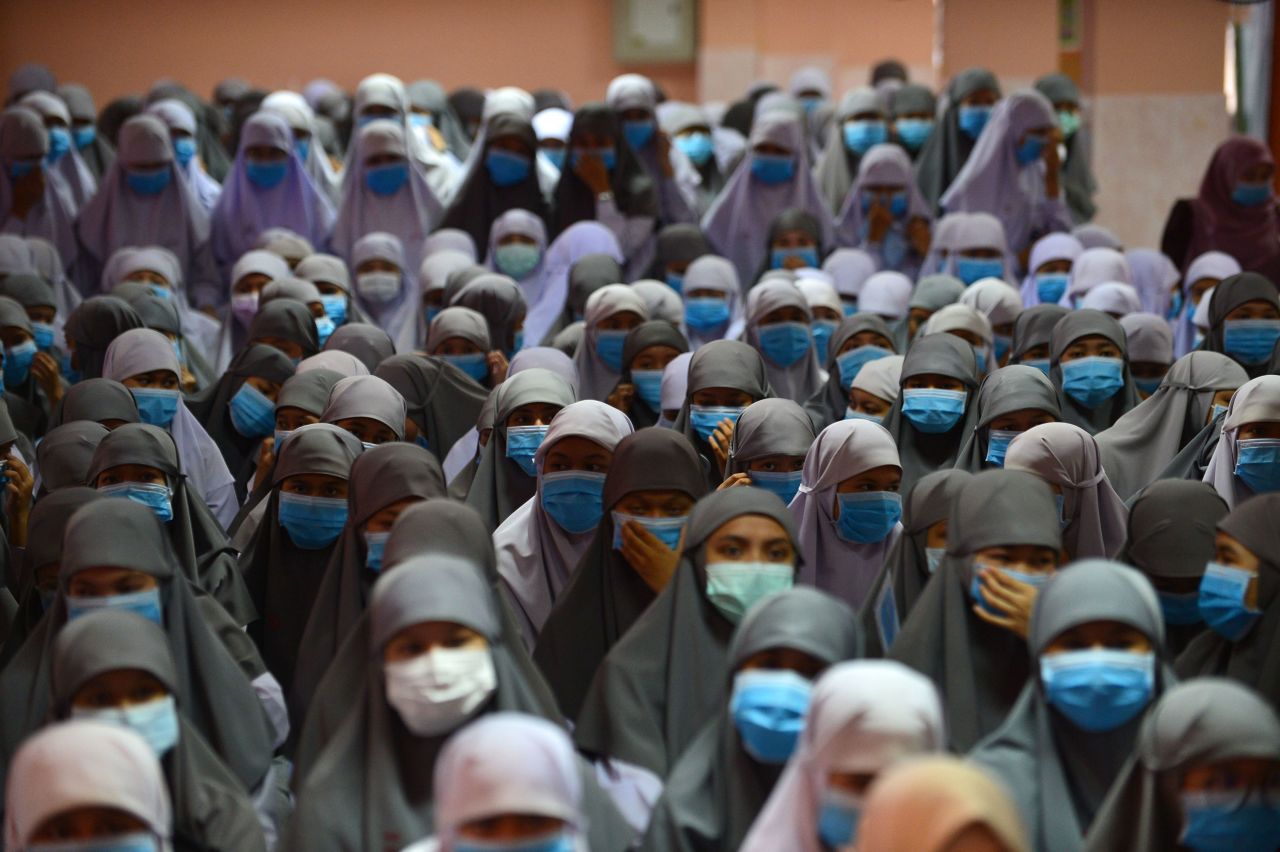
[683,254,745,349]
[0,106,78,275]
[1202,374,1280,508]
[701,111,834,285]
[1019,232,1083,306]
[834,143,932,267]
[1062,246,1131,307]
[487,208,554,351]
[790,419,903,609]
[1124,248,1180,317]
[493,400,634,648]
[146,98,220,214]
[260,90,343,206]
[572,283,650,401]
[351,231,418,353]
[20,91,97,211]
[109,245,220,363]
[537,220,626,344]
[1174,251,1241,356]
[424,228,477,261]
[920,212,967,277]
[939,90,1072,258]
[210,111,335,273]
[943,212,1017,284]
[744,278,825,402]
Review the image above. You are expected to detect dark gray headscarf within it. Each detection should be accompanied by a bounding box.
[641,588,862,852]
[1083,679,1280,851]
[1010,303,1068,364]
[374,354,490,462]
[573,487,801,776]
[915,68,1001,213]
[952,365,1061,473]
[323,322,396,373]
[618,321,690,428]
[35,421,108,495]
[890,469,1061,750]
[1049,309,1141,434]
[534,428,708,721]
[49,377,139,429]
[879,332,981,495]
[1034,74,1097,225]
[1198,272,1280,379]
[724,398,817,477]
[63,296,145,379]
[971,560,1171,852]
[540,253,624,345]
[58,83,116,179]
[407,80,472,159]
[247,298,321,360]
[50,611,268,851]
[812,88,886,214]
[644,223,711,280]
[802,313,898,431]
[859,469,972,657]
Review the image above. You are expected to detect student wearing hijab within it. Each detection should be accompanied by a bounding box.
[642,588,863,852]
[0,293,59,431]
[1008,302,1068,378]
[891,469,1063,751]
[902,275,965,346]
[0,106,79,273]
[608,321,689,428]
[347,231,419,352]
[320,374,406,449]
[702,112,834,286]
[1200,374,1280,509]
[952,365,1061,473]
[323,322,396,374]
[878,332,981,495]
[1034,73,1098,225]
[1161,136,1280,279]
[606,74,698,227]
[1084,678,1280,852]
[1118,313,1174,397]
[812,88,889,214]
[671,340,774,490]
[1021,232,1083,307]
[1062,245,1131,308]
[642,223,708,291]
[296,251,369,331]
[58,83,115,180]
[535,428,707,720]
[493,400,633,647]
[34,421,107,498]
[210,248,290,369]
[450,273,528,363]
[145,98,219,216]
[285,556,633,852]
[719,398,817,507]
[658,104,735,218]
[970,560,1171,850]
[1047,308,1141,435]
[62,294,144,381]
[960,277,1022,366]
[887,83,936,157]
[1094,351,1247,500]
[835,144,933,278]
[915,67,1002,213]
[567,283,648,402]
[1196,271,1280,379]
[681,254,745,350]
[21,90,98,213]
[922,304,996,378]
[373,352,488,461]
[49,612,269,851]
[260,90,345,207]
[738,279,822,406]
[407,79,472,162]
[573,487,803,778]
[4,720,175,852]
[1173,250,1241,356]
[48,376,139,432]
[737,661,946,852]
[479,209,554,349]
[1114,480,1227,655]
[26,234,83,323]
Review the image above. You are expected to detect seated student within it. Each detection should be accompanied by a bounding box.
[1197,271,1280,379]
[323,322,396,373]
[1007,303,1067,377]
[0,291,62,421]
[835,144,933,278]
[890,470,1063,751]
[1172,250,1241,357]
[744,278,824,404]
[318,374,406,448]
[606,74,698,230]
[802,313,896,430]
[952,365,1060,473]
[681,255,745,350]
[812,87,886,213]
[571,284,650,402]
[921,303,995,376]
[915,67,1002,214]
[642,588,863,852]
[1021,232,1083,307]
[607,321,689,429]
[720,398,817,507]
[1084,678,1280,852]
[845,354,904,427]
[0,107,79,278]
[1201,374,1280,508]
[959,277,1022,367]
[971,560,1175,849]
[483,210,554,350]
[1046,309,1141,435]
[740,659,945,852]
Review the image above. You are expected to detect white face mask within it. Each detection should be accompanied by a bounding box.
[356,271,401,304]
[383,645,497,737]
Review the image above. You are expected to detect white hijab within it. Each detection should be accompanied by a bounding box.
[1202,374,1280,508]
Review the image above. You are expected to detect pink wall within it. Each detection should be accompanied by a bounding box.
[939,0,1058,87]
[0,0,697,109]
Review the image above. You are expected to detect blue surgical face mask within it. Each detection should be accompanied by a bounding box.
[1230,181,1273,206]
[571,147,617,171]
[295,137,311,162]
[72,694,179,756]
[749,469,803,506]
[365,161,409,196]
[993,334,1012,365]
[147,283,172,301]
[66,586,163,626]
[320,294,348,326]
[1199,561,1262,640]
[818,787,863,849]
[442,351,489,383]
[1015,134,1047,166]
[8,159,37,180]
[954,256,1004,286]
[273,429,292,455]
[364,530,390,572]
[1179,788,1280,852]
[810,319,838,364]
[126,165,172,196]
[957,104,993,140]
[1040,648,1155,732]
[835,490,902,544]
[31,321,55,352]
[3,338,37,387]
[1061,356,1125,408]
[229,381,277,439]
[1036,273,1069,304]
[685,297,731,333]
[664,272,684,295]
[901,387,967,433]
[751,152,795,184]
[770,246,819,270]
[984,428,1019,467]
[1024,357,1051,377]
[540,146,567,171]
[510,329,524,356]
[73,124,97,150]
[689,404,744,442]
[729,668,812,764]
[674,131,714,166]
[1134,375,1163,396]
[895,118,933,151]
[130,387,181,428]
[453,831,575,852]
[859,190,909,219]
[837,344,892,389]
[409,112,433,130]
[171,136,197,169]
[622,118,656,150]
[540,470,607,534]
[843,119,888,155]
[1167,290,1184,320]
[46,126,72,165]
[842,299,857,316]
[1158,590,1203,626]
[1222,318,1280,365]
[926,546,945,574]
[314,314,335,346]
[505,424,548,476]
[844,407,884,424]
[1234,438,1280,494]
[630,369,664,411]
[485,148,532,186]
[972,344,988,375]
[595,328,629,372]
[757,321,812,367]
[246,158,288,189]
[98,481,174,523]
[611,511,687,551]
[60,350,81,384]
[494,243,541,279]
[799,96,824,115]
[277,491,348,550]
[705,561,794,623]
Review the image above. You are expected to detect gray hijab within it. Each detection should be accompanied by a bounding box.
[744,279,825,404]
[890,469,1062,751]
[813,88,887,213]
[879,332,981,495]
[35,421,108,495]
[573,487,801,776]
[1083,679,1280,852]
[971,560,1171,852]
[915,68,1001,212]
[1009,303,1068,363]
[641,588,862,852]
[801,312,897,431]
[724,398,817,477]
[1094,352,1248,500]
[323,322,397,373]
[1049,309,1141,434]
[320,374,407,440]
[952,365,1061,473]
[374,354,490,462]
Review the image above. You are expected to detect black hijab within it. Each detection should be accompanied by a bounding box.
[63,296,145,380]
[551,102,658,237]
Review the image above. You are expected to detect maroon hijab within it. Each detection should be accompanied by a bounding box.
[1186,136,1280,274]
